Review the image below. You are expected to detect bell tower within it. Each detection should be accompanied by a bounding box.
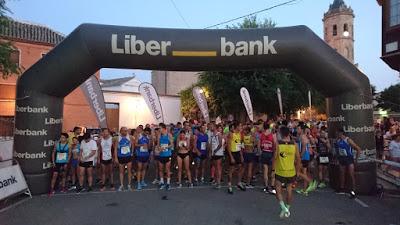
[323,0,355,64]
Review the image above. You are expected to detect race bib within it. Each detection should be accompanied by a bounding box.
[103,151,111,159]
[161,144,169,152]
[140,146,148,152]
[83,150,91,158]
[121,146,131,155]
[338,148,348,157]
[56,153,67,161]
[201,142,207,151]
[319,156,329,163]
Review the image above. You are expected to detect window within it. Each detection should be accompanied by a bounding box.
[390,0,400,27]
[343,24,349,37]
[333,25,337,36]
[10,49,20,66]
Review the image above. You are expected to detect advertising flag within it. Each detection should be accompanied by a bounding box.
[192,87,210,123]
[277,88,283,116]
[139,82,165,124]
[240,87,254,122]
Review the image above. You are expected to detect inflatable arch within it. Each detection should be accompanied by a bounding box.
[14,24,375,194]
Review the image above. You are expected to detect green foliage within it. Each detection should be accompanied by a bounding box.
[0,0,20,79]
[377,83,400,112]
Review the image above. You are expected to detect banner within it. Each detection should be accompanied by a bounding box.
[277,88,283,116]
[240,87,254,122]
[139,82,164,124]
[80,75,108,128]
[0,164,28,200]
[192,87,210,123]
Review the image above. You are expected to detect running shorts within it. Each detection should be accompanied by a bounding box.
[118,156,132,165]
[101,159,113,165]
[79,161,93,168]
[275,174,296,185]
[137,156,150,163]
[243,152,255,163]
[261,151,274,166]
[230,152,243,165]
[301,160,310,168]
[159,156,171,164]
[338,157,354,166]
[53,163,67,173]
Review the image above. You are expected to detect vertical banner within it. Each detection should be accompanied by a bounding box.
[308,90,312,119]
[277,88,283,116]
[80,75,108,128]
[139,82,164,124]
[240,87,254,122]
[192,87,210,123]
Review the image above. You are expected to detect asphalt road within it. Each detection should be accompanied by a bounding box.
[1,185,399,225]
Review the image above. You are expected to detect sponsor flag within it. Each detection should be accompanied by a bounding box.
[308,90,312,119]
[240,87,254,122]
[192,87,210,123]
[139,82,164,124]
[80,75,108,128]
[277,88,283,116]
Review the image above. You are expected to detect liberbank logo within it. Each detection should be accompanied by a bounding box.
[15,128,47,136]
[111,34,277,57]
[16,106,48,113]
[0,175,17,189]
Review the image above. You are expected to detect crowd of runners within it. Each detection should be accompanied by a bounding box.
[49,117,367,218]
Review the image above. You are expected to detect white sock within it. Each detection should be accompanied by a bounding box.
[160,178,164,184]
[167,178,171,184]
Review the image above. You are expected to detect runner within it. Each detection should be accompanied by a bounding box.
[113,127,134,192]
[135,127,151,190]
[193,123,209,184]
[243,126,255,189]
[296,125,317,195]
[158,123,174,190]
[272,126,301,219]
[152,127,161,185]
[49,133,71,196]
[77,132,98,193]
[258,122,277,194]
[98,128,114,192]
[335,128,361,198]
[210,124,224,189]
[176,130,193,187]
[316,126,330,188]
[68,137,80,191]
[227,122,246,194]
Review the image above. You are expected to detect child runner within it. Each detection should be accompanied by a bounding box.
[49,133,71,196]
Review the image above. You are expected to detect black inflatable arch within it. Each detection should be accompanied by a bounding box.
[15,24,375,194]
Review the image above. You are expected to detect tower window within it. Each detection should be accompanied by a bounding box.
[333,25,337,36]
[389,0,400,27]
[343,23,349,37]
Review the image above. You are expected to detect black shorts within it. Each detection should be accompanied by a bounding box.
[53,163,67,173]
[118,156,132,165]
[159,156,171,164]
[137,155,150,163]
[212,155,224,161]
[261,151,274,166]
[79,161,93,168]
[275,174,296,185]
[338,157,354,166]
[101,159,113,165]
[301,160,310,168]
[243,152,255,164]
[230,152,243,165]
[195,154,207,161]
[177,152,190,159]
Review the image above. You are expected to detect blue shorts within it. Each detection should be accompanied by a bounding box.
[243,152,255,163]
[71,159,79,168]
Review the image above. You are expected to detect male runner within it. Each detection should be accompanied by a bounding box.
[49,133,71,196]
[135,127,151,190]
[316,126,330,188]
[158,123,174,190]
[113,127,134,191]
[258,123,277,194]
[98,128,114,191]
[193,123,209,184]
[227,122,246,194]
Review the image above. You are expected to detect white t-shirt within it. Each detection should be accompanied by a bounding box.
[211,133,224,156]
[101,137,113,161]
[389,140,400,158]
[80,139,98,162]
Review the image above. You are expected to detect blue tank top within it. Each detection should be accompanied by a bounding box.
[336,138,353,158]
[136,135,150,157]
[302,143,311,161]
[55,142,69,164]
[196,133,208,155]
[117,135,132,158]
[159,134,172,157]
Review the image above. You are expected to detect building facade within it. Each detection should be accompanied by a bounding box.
[323,0,355,63]
[0,19,98,134]
[151,70,200,96]
[377,0,400,71]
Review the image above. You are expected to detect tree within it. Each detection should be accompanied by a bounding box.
[180,16,325,120]
[0,0,20,79]
[377,83,400,112]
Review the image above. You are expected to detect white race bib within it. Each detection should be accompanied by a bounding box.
[201,142,207,151]
[338,148,347,157]
[140,146,148,152]
[103,150,111,160]
[319,156,329,163]
[161,144,169,152]
[56,153,67,161]
[121,146,131,154]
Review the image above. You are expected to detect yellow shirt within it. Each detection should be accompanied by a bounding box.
[275,141,296,178]
[230,132,242,153]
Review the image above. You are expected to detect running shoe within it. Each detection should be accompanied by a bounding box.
[209,178,215,184]
[279,207,289,219]
[245,183,254,189]
[269,187,277,195]
[48,190,55,197]
[237,183,246,191]
[127,185,133,191]
[284,209,291,218]
[60,187,67,193]
[76,186,83,193]
[335,188,346,195]
[100,186,106,192]
[166,184,171,191]
[188,183,194,188]
[228,186,234,194]
[68,185,77,191]
[152,179,160,185]
[141,181,148,187]
[311,180,318,191]
[318,182,327,189]
[118,185,124,192]
[200,177,205,183]
[296,189,308,196]
[137,183,142,190]
[263,186,268,193]
[110,184,115,191]
[87,187,93,192]
[177,183,183,188]
[349,190,357,199]
[159,183,166,190]
[215,184,222,189]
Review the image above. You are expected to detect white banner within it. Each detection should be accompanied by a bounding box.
[0,164,28,200]
[192,87,210,123]
[240,87,254,122]
[139,82,164,124]
[80,75,108,128]
[277,88,283,115]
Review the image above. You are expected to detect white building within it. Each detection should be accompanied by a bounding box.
[100,76,181,131]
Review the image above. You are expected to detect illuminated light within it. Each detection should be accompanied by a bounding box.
[343,31,349,37]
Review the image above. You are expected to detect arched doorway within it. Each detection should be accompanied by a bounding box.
[14,24,375,194]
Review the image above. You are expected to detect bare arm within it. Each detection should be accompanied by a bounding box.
[348,138,361,161]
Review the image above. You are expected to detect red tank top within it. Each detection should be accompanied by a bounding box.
[260,133,274,152]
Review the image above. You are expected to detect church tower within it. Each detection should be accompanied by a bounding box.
[323,0,355,64]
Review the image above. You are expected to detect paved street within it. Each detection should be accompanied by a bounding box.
[1,185,399,225]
